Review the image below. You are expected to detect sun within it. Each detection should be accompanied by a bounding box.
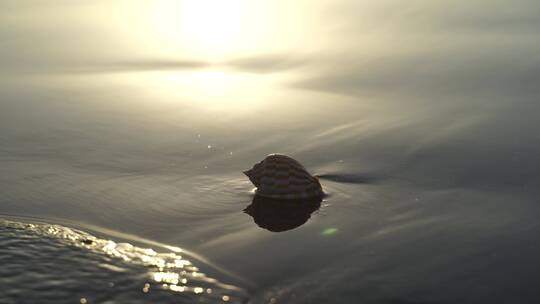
[151,0,249,59]
[145,0,314,60]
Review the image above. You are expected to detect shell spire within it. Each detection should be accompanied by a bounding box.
[243,154,324,199]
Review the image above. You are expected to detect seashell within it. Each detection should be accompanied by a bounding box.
[243,154,324,199]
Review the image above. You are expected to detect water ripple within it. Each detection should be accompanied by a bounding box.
[0,218,249,304]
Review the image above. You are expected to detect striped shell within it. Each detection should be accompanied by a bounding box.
[243,154,324,199]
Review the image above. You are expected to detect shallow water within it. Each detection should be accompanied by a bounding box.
[0,218,248,304]
[2,1,540,303]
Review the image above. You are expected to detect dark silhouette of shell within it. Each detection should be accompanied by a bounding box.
[244,195,322,232]
[243,154,324,199]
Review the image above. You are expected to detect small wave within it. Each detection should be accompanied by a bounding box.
[0,218,249,304]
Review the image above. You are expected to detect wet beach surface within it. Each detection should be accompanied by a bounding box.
[2,1,540,303]
[0,218,248,304]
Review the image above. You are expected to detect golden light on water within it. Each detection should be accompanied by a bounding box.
[142,1,295,109]
[117,69,281,111]
[81,0,331,111]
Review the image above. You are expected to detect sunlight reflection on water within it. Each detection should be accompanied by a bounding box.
[0,218,248,304]
[109,69,281,112]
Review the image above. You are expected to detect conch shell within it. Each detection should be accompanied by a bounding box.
[243,154,324,199]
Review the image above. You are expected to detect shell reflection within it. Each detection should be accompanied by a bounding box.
[244,195,322,232]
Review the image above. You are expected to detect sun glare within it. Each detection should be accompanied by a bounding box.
[105,0,323,110]
[151,0,251,59]
[141,0,321,60]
